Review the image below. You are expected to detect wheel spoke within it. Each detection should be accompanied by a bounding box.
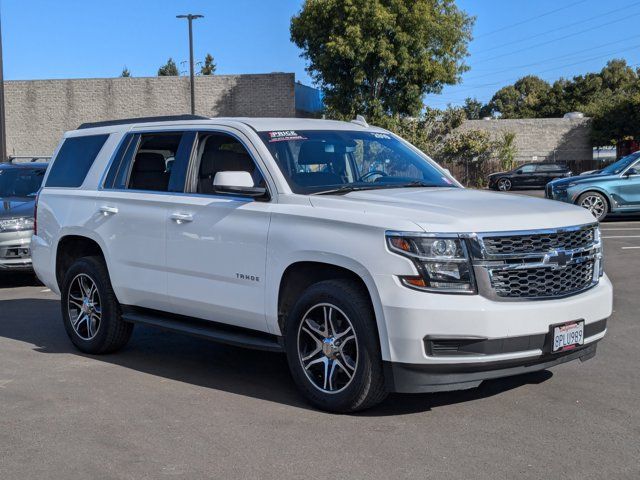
[68,298,84,311]
[334,326,353,341]
[334,358,354,378]
[325,306,336,337]
[328,359,338,390]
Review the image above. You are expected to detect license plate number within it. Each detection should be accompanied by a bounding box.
[552,321,584,352]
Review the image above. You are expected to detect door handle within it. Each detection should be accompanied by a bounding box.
[99,206,119,216]
[170,213,194,224]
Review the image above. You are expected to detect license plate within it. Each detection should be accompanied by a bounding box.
[552,321,584,352]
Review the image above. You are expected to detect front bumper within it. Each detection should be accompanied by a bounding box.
[0,229,34,271]
[384,341,599,393]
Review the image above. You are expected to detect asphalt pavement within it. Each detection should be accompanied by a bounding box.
[0,190,638,480]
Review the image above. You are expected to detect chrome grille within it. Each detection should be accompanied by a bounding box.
[472,224,601,301]
[489,260,595,298]
[481,226,595,256]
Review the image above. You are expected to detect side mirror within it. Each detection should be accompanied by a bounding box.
[515,169,523,175]
[213,171,268,199]
[624,167,639,177]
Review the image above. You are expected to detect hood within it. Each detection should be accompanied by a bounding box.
[0,197,35,219]
[309,187,595,233]
[487,171,509,178]
[550,172,611,187]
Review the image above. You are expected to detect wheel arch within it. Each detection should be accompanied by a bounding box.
[274,258,390,361]
[574,188,614,211]
[55,233,108,292]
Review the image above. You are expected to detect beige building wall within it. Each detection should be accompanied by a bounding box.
[5,73,296,156]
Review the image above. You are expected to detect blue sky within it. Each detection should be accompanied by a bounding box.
[2,0,640,107]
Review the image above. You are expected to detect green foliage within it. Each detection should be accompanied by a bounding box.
[291,0,474,120]
[462,97,490,120]
[478,60,640,146]
[497,131,517,171]
[201,53,216,75]
[158,58,179,76]
[120,67,131,78]
[361,107,515,186]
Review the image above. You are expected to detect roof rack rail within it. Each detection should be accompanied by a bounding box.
[78,114,210,130]
[7,155,52,163]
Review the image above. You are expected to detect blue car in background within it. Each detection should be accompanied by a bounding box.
[546,151,640,221]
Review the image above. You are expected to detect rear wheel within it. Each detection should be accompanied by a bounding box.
[284,279,387,413]
[577,192,608,221]
[61,256,133,354]
[497,178,512,191]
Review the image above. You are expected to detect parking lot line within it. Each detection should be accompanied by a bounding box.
[621,246,640,250]
[602,235,640,239]
[600,228,640,231]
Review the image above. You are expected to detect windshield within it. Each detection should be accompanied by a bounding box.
[600,152,640,175]
[258,130,456,194]
[0,168,45,197]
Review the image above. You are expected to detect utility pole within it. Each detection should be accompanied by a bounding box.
[0,15,7,162]
[176,14,203,115]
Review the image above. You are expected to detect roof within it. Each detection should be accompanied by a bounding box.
[70,116,383,134]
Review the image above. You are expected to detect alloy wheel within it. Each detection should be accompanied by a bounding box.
[580,195,606,220]
[498,178,511,191]
[297,303,358,394]
[67,273,102,340]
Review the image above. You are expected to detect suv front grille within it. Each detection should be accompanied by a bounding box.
[490,260,595,298]
[473,224,601,301]
[481,226,595,256]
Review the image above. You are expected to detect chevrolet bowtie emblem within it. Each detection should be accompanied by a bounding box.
[544,250,571,268]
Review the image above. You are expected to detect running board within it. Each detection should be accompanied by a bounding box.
[121,307,284,353]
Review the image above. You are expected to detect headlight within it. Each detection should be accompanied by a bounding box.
[386,233,476,293]
[0,217,35,232]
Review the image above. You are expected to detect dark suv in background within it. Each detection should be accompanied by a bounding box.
[488,162,572,191]
[0,162,47,271]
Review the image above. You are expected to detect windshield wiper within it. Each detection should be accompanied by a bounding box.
[312,181,447,195]
[312,185,389,195]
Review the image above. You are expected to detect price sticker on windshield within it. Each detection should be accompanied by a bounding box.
[267,131,307,142]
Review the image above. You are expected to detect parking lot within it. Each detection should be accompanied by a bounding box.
[0,192,638,480]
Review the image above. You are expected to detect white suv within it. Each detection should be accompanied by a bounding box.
[32,115,612,412]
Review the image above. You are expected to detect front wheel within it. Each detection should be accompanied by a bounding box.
[497,178,512,191]
[284,279,387,413]
[577,192,608,221]
[61,256,133,354]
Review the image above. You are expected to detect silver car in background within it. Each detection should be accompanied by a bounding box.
[0,162,47,271]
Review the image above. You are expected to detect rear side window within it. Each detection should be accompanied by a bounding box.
[45,134,109,188]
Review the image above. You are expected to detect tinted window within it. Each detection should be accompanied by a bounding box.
[193,133,264,195]
[0,168,45,197]
[127,133,183,192]
[520,165,536,173]
[536,164,561,172]
[45,134,109,187]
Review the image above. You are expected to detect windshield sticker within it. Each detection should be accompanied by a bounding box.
[267,130,307,142]
[371,133,392,140]
[442,176,453,185]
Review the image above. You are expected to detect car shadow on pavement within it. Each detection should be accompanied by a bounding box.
[0,297,552,415]
[0,272,42,289]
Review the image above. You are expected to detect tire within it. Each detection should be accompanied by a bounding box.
[577,191,609,221]
[284,279,387,413]
[497,177,512,191]
[61,256,133,354]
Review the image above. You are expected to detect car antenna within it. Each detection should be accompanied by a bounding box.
[351,115,369,128]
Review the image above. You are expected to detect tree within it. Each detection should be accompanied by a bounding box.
[590,93,640,146]
[158,58,179,76]
[463,97,489,119]
[496,131,517,171]
[442,129,495,187]
[487,75,552,118]
[120,67,131,78]
[290,0,474,120]
[200,53,216,75]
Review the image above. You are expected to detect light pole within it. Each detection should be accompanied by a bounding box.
[0,14,7,162]
[176,14,203,115]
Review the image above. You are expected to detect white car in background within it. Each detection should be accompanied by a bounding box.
[32,115,612,412]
